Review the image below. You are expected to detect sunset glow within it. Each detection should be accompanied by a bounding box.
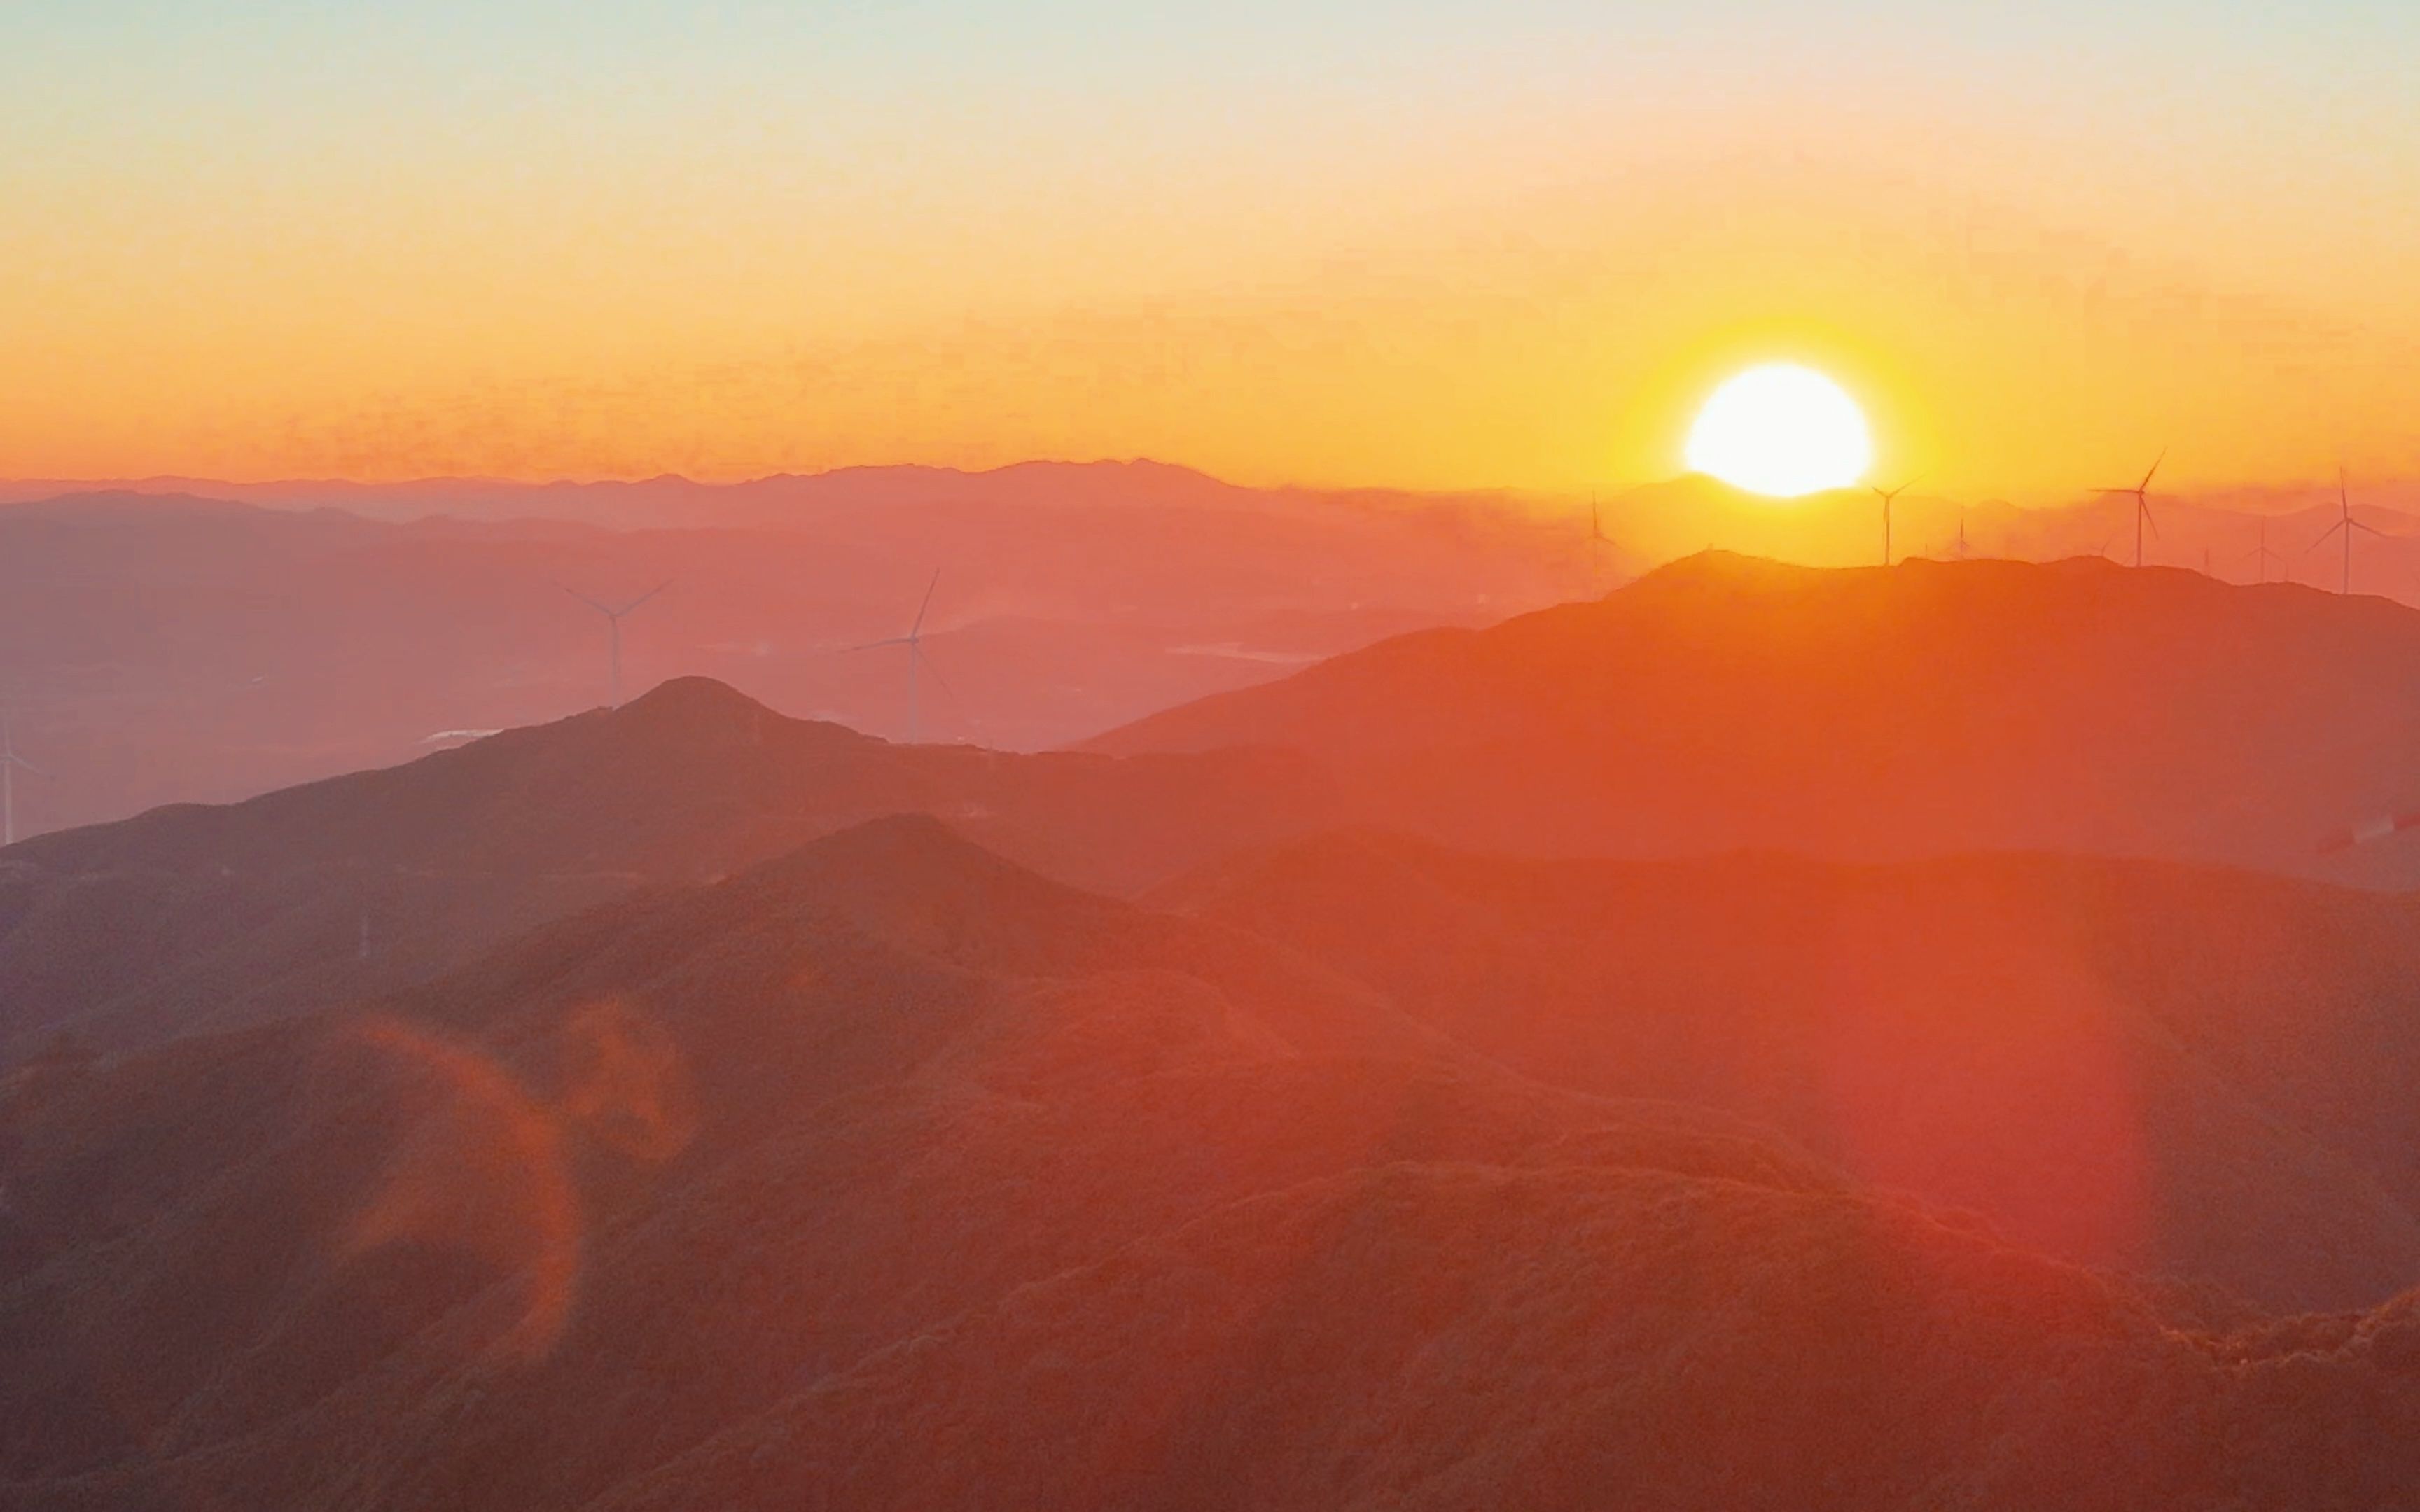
[3,5,2418,496]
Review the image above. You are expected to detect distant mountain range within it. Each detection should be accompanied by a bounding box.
[0,467,1602,834]
[9,462,2420,844]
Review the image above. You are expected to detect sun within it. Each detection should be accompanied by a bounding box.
[1685,364,1872,497]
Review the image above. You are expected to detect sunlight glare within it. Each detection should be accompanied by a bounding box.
[1685,365,1873,498]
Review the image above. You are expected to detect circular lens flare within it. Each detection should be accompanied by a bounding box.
[1685,365,1872,497]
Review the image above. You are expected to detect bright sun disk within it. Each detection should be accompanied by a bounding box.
[1685,364,1872,497]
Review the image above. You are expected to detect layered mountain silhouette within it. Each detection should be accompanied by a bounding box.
[1094,553,2420,885]
[6,817,2419,1511]
[0,471,1597,834]
[15,547,2420,1506]
[0,678,1336,1059]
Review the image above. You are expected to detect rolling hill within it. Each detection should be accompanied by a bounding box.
[4,818,2416,1510]
[0,678,1337,1060]
[0,818,1828,1510]
[1093,552,2420,886]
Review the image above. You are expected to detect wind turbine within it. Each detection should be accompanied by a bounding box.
[1,713,48,848]
[2094,451,2164,568]
[1584,495,1615,582]
[849,568,953,745]
[1588,496,1614,551]
[2237,519,2287,584]
[2307,468,2382,595]
[561,582,670,708]
[1870,479,1916,566]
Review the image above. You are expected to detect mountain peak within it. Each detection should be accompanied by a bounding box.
[613,676,786,729]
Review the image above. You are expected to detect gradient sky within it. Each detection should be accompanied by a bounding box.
[4,2,2416,496]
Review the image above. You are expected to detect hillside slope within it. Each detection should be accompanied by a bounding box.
[1164,831,2420,1309]
[0,678,1335,1058]
[1093,554,2420,885]
[0,818,1823,1511]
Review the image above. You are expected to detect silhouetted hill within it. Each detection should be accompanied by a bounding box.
[0,680,1338,1058]
[1164,831,2420,1310]
[0,819,1832,1510]
[1094,554,2420,885]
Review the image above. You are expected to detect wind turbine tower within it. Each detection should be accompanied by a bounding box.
[1,713,48,848]
[2095,452,2164,568]
[562,582,671,708]
[1585,495,1615,582]
[849,568,953,745]
[2308,468,2382,595]
[1870,480,1914,566]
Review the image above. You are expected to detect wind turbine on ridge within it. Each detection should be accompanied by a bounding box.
[2094,451,2164,568]
[560,581,671,708]
[2307,468,2382,595]
[849,568,954,746]
[1869,479,1916,566]
[2237,519,2287,584]
[1,712,50,848]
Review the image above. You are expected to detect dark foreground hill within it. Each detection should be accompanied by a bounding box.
[1091,553,2420,886]
[3,819,2416,1511]
[0,678,1335,1060]
[0,818,1814,1510]
[1164,832,2420,1310]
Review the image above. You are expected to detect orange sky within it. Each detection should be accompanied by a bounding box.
[4,4,2417,499]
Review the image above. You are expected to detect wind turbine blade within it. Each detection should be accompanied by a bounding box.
[2306,522,2348,552]
[558,583,616,615]
[2142,505,2160,540]
[2140,450,2166,492]
[7,755,49,779]
[910,568,942,638]
[844,636,914,652]
[615,580,674,615]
